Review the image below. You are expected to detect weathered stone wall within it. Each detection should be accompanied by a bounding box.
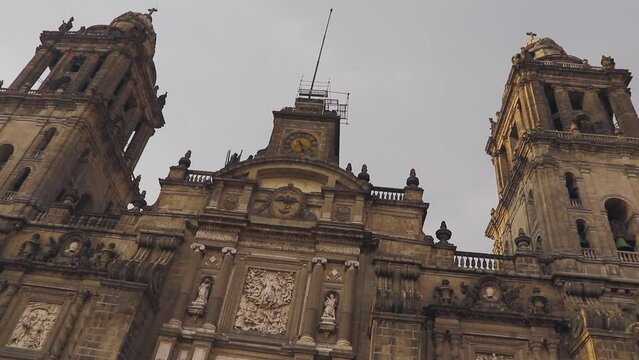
[370,317,423,360]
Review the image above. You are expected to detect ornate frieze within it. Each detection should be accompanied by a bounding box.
[234,268,295,335]
[7,301,62,350]
[461,277,522,312]
[475,353,514,360]
[15,232,119,269]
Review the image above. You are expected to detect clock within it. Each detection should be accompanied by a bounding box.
[284,132,318,155]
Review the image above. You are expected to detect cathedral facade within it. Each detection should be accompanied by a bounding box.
[0,11,638,360]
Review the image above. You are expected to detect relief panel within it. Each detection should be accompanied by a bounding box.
[6,301,61,350]
[234,268,295,335]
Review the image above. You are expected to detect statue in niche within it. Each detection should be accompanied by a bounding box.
[195,277,212,304]
[322,293,338,319]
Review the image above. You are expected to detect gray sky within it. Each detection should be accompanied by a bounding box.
[2,1,639,253]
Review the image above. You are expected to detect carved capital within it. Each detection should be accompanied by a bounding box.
[312,257,327,265]
[221,246,237,255]
[345,260,360,269]
[190,243,206,254]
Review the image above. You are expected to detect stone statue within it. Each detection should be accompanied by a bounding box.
[195,278,212,304]
[322,293,337,319]
[18,234,41,261]
[357,164,370,182]
[157,92,167,109]
[228,152,240,165]
[58,17,74,33]
[178,150,192,169]
[91,243,117,269]
[601,55,616,70]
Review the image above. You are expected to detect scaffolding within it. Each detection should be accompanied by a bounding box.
[297,79,350,124]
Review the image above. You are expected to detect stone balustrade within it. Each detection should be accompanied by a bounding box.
[370,186,405,201]
[453,251,515,272]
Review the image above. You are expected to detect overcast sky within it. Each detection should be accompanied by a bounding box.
[2,1,639,253]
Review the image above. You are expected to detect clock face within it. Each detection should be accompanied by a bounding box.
[284,132,318,155]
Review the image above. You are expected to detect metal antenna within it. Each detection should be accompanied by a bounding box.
[308,8,333,99]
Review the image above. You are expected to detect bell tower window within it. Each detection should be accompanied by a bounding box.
[569,91,584,110]
[576,219,589,248]
[564,172,581,207]
[10,167,31,192]
[0,144,14,171]
[605,198,635,251]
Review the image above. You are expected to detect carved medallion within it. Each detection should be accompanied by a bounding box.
[270,184,303,218]
[221,193,240,210]
[334,205,351,222]
[234,268,295,335]
[7,301,61,350]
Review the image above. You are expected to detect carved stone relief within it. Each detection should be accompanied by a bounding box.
[221,193,240,210]
[325,264,343,282]
[251,185,316,220]
[15,232,118,269]
[461,277,522,312]
[7,301,61,350]
[234,268,295,335]
[333,205,351,222]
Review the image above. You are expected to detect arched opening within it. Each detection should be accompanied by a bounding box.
[605,198,635,251]
[34,128,57,156]
[576,219,589,248]
[0,144,14,170]
[10,168,31,192]
[565,172,581,207]
[75,193,93,213]
[68,56,86,73]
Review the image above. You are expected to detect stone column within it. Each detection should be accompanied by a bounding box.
[10,46,57,92]
[609,88,639,137]
[433,330,445,360]
[0,282,19,320]
[166,243,206,328]
[46,290,90,359]
[583,87,614,134]
[529,338,544,360]
[450,333,461,360]
[547,339,559,360]
[335,260,359,348]
[298,257,327,345]
[124,121,154,169]
[67,53,100,92]
[202,246,237,332]
[553,86,576,130]
[529,81,554,130]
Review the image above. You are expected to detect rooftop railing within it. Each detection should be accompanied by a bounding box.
[618,250,639,264]
[67,212,119,229]
[186,170,214,184]
[370,186,405,201]
[453,251,515,272]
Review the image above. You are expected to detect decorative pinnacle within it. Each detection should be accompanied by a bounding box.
[357,164,370,182]
[178,150,192,169]
[346,163,353,172]
[435,221,452,243]
[406,168,419,187]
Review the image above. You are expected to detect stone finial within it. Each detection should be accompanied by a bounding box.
[357,164,370,182]
[435,221,453,247]
[346,163,353,173]
[178,150,192,169]
[601,55,615,70]
[406,168,419,187]
[514,228,532,251]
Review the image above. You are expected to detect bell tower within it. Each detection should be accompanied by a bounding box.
[0,12,164,218]
[485,34,639,262]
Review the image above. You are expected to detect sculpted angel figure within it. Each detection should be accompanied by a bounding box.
[195,278,212,304]
[322,293,337,319]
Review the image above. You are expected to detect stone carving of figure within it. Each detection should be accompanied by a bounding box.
[18,234,41,260]
[195,278,212,304]
[64,241,81,257]
[601,55,616,70]
[322,293,337,319]
[58,17,74,33]
[7,302,61,350]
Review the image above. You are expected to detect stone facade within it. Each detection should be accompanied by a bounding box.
[0,13,638,360]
